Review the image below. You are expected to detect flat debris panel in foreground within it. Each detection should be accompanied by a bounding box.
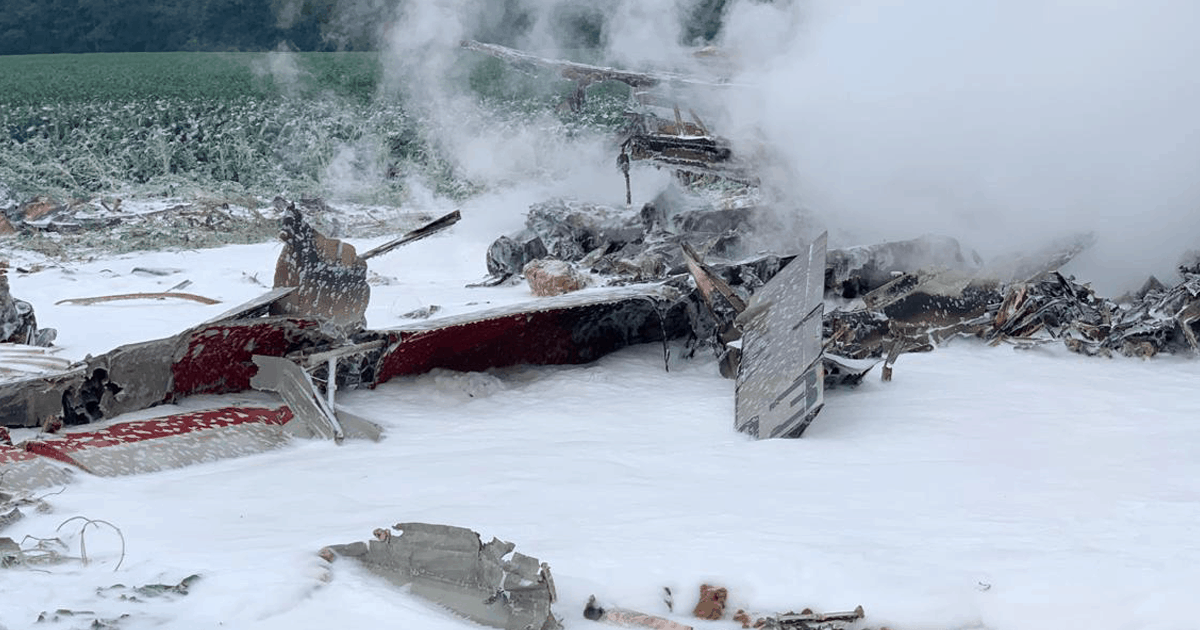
[324,522,560,630]
[735,233,827,439]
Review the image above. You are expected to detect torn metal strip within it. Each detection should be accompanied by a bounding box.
[202,287,297,325]
[359,210,461,261]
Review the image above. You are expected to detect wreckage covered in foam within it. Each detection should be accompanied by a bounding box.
[0,39,1197,503]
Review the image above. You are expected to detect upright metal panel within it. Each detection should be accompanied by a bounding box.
[735,233,827,439]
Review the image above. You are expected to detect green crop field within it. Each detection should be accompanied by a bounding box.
[0,52,629,206]
[0,52,381,105]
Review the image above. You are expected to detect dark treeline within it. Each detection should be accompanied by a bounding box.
[0,0,733,56]
[0,0,360,55]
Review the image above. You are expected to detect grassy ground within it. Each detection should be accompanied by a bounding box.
[0,51,628,205]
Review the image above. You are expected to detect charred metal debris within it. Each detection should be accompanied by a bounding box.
[464,39,1200,366]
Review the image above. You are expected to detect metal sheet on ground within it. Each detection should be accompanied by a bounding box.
[23,407,293,477]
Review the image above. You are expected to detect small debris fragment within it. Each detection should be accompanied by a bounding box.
[524,259,589,297]
[399,304,441,319]
[96,574,201,600]
[55,292,219,306]
[0,264,54,346]
[130,267,182,277]
[692,584,727,620]
[584,595,693,630]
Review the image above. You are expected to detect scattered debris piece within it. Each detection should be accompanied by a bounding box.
[324,522,560,630]
[202,287,296,324]
[1,514,124,571]
[399,305,441,319]
[524,259,590,297]
[0,444,74,494]
[270,204,460,331]
[97,574,200,601]
[621,113,756,186]
[35,608,124,627]
[822,354,878,389]
[691,584,727,620]
[0,485,55,533]
[584,596,692,630]
[271,203,371,330]
[251,355,383,442]
[729,605,865,630]
[484,196,781,290]
[19,196,62,222]
[826,260,1200,364]
[763,606,865,630]
[826,235,982,299]
[56,515,126,570]
[358,209,461,261]
[1,533,67,568]
[129,267,182,277]
[0,505,20,532]
[24,574,198,628]
[0,344,72,378]
[251,356,344,441]
[54,292,220,306]
[0,264,55,347]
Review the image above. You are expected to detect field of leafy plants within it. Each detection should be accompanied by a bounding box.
[0,51,628,208]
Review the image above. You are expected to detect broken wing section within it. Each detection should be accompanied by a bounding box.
[735,233,826,439]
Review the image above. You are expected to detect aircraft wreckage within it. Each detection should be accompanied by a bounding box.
[3,39,1200,486]
[3,39,1200,630]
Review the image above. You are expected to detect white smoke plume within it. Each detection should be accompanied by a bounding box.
[717,0,1200,292]
[374,0,1200,291]
[378,0,636,217]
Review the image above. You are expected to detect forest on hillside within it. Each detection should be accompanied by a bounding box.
[0,0,732,56]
